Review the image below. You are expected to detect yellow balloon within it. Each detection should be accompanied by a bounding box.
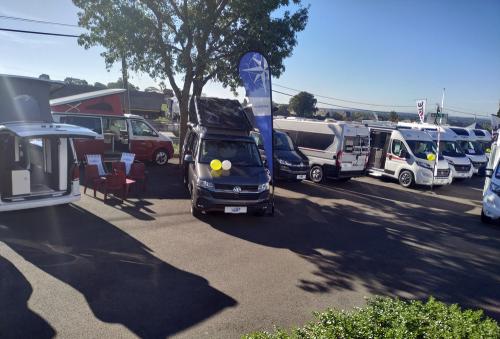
[210,159,222,171]
[486,148,491,153]
[426,153,436,161]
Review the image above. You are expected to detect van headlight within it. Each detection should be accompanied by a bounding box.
[258,182,270,192]
[197,179,214,190]
[416,161,432,170]
[277,159,292,166]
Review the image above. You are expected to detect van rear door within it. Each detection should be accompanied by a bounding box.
[341,126,370,173]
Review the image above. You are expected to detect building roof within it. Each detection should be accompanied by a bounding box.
[50,88,126,106]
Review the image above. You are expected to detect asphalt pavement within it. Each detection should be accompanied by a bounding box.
[1,161,499,338]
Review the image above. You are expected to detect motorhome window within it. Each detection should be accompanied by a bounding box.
[103,118,127,134]
[391,140,407,157]
[199,140,262,167]
[131,120,158,137]
[60,116,102,134]
[406,140,436,160]
[473,129,485,137]
[344,136,369,152]
[458,140,484,155]
[296,131,334,150]
[450,128,469,136]
[274,132,294,151]
[439,141,465,157]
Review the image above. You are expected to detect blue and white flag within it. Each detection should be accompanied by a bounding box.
[239,51,273,177]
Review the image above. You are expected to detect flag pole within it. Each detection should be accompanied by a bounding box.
[268,60,275,216]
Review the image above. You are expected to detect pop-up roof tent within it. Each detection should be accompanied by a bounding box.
[0,74,61,124]
[191,97,253,132]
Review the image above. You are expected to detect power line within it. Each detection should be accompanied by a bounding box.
[0,27,79,38]
[274,83,415,108]
[0,15,80,28]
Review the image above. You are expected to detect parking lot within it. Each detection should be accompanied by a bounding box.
[1,161,499,338]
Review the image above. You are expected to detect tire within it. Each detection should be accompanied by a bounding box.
[153,149,169,166]
[398,170,414,188]
[309,165,324,183]
[481,210,493,224]
[190,193,202,218]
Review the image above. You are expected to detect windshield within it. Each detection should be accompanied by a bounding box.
[406,140,438,160]
[458,140,484,155]
[274,133,294,151]
[199,139,262,167]
[439,140,466,157]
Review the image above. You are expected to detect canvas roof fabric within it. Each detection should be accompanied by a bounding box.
[192,97,252,132]
[0,74,61,124]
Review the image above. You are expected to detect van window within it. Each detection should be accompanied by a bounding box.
[60,115,102,134]
[344,136,369,153]
[294,131,334,150]
[473,129,485,137]
[130,120,158,137]
[450,128,469,136]
[391,140,407,157]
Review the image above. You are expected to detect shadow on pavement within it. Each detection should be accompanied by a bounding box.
[205,180,500,320]
[0,204,236,338]
[0,255,55,339]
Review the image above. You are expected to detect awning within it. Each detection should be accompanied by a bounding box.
[0,122,97,139]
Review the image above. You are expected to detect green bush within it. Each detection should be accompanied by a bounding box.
[243,297,500,339]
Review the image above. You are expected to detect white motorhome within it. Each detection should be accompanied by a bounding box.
[0,75,97,212]
[468,128,492,159]
[448,127,488,175]
[274,118,370,183]
[365,121,452,188]
[398,122,473,180]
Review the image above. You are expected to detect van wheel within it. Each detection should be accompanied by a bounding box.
[154,149,169,166]
[398,170,414,188]
[481,210,493,224]
[309,165,324,183]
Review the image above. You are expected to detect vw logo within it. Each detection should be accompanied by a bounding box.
[233,186,242,193]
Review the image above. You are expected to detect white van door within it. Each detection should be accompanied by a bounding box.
[385,139,407,176]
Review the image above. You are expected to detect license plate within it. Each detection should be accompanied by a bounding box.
[297,174,306,180]
[224,206,247,214]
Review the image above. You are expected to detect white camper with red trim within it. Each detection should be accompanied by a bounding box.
[365,121,452,188]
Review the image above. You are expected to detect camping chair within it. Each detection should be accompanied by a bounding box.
[112,161,126,175]
[84,164,105,197]
[103,170,136,202]
[85,154,107,176]
[128,162,147,192]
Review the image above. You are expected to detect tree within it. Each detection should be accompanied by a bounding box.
[73,0,309,150]
[288,91,317,118]
[64,77,88,86]
[94,82,107,89]
[144,86,161,93]
[38,74,50,80]
[107,78,139,91]
[389,110,399,122]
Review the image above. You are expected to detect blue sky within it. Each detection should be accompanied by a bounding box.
[0,0,499,116]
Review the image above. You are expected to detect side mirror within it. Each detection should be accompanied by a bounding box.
[184,154,194,163]
[485,168,493,178]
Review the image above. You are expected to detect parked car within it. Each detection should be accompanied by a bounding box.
[181,97,271,216]
[0,74,97,212]
[274,118,370,183]
[366,121,452,188]
[251,130,309,181]
[52,112,173,165]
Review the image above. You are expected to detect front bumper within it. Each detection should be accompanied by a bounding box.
[450,165,473,179]
[193,187,270,213]
[415,168,452,186]
[275,165,309,180]
[483,189,500,220]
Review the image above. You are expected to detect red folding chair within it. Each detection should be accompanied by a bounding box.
[112,161,126,175]
[84,164,105,197]
[103,170,136,202]
[128,162,146,192]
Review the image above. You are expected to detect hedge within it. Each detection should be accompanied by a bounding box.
[243,297,500,339]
